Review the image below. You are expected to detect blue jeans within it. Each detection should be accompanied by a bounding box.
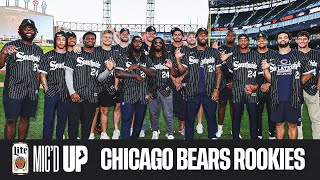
[185,93,218,140]
[42,94,67,139]
[121,102,147,140]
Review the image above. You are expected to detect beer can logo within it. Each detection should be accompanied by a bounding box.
[12,142,28,175]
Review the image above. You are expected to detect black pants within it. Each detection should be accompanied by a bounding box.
[257,93,276,137]
[67,100,97,140]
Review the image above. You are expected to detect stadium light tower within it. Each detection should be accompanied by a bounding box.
[146,0,155,26]
[103,0,111,24]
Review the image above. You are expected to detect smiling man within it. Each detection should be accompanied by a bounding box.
[0,19,44,140]
[261,30,315,140]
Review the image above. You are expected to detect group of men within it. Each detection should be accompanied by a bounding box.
[1,19,319,140]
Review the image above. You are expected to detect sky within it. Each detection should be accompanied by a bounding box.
[1,0,209,27]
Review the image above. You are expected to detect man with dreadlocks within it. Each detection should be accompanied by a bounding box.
[0,19,44,139]
[147,37,179,140]
[115,36,156,140]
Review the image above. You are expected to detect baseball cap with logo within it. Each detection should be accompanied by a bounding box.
[257,32,268,40]
[146,26,156,33]
[20,19,36,28]
[238,34,250,41]
[196,27,208,37]
[171,27,184,36]
[120,28,130,34]
[66,31,76,38]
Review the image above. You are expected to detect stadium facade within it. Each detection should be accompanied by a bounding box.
[208,0,320,49]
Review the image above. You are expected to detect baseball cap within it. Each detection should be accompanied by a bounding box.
[146,26,156,33]
[83,31,96,40]
[256,32,268,40]
[238,34,249,41]
[196,27,208,37]
[66,31,76,38]
[131,36,142,43]
[171,27,184,36]
[20,19,36,28]
[120,28,130,34]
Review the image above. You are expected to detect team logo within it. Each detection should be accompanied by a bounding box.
[12,142,29,175]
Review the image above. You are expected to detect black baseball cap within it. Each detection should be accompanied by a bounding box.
[120,28,130,34]
[66,31,76,38]
[196,27,208,37]
[83,31,96,40]
[171,27,184,36]
[146,26,156,33]
[257,32,268,40]
[238,34,249,41]
[131,36,142,43]
[20,19,36,28]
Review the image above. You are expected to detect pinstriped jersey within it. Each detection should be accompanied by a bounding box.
[113,44,129,58]
[301,49,320,96]
[38,50,68,102]
[115,53,155,104]
[95,46,118,94]
[180,46,222,100]
[257,49,279,99]
[269,49,315,109]
[1,39,43,100]
[219,45,239,90]
[223,50,263,103]
[64,48,104,103]
[148,56,173,97]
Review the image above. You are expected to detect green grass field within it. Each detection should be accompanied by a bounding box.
[0,44,314,139]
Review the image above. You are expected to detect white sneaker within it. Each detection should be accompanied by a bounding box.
[151,131,159,140]
[258,136,262,139]
[139,130,145,138]
[130,128,133,136]
[88,133,95,140]
[196,123,203,134]
[167,135,174,140]
[112,129,120,140]
[100,132,110,140]
[216,129,223,138]
[269,136,276,140]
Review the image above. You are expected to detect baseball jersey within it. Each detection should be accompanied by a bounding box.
[180,46,222,100]
[257,49,279,99]
[269,49,315,109]
[115,53,155,104]
[64,48,104,103]
[223,50,263,103]
[38,50,68,102]
[301,49,320,96]
[148,55,173,97]
[219,44,239,89]
[95,46,118,94]
[1,39,43,100]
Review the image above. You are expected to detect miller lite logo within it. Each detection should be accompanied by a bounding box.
[12,142,29,175]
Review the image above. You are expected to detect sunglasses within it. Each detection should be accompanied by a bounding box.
[154,41,163,45]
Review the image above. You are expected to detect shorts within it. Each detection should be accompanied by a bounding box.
[173,88,186,121]
[98,90,120,107]
[219,87,232,101]
[271,101,301,124]
[2,94,38,120]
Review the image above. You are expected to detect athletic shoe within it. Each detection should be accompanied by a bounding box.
[112,129,120,140]
[167,135,174,140]
[151,131,159,140]
[88,133,95,140]
[258,136,262,139]
[269,136,276,140]
[231,131,242,139]
[216,129,223,138]
[178,128,185,136]
[196,123,203,134]
[211,135,218,140]
[100,132,110,140]
[139,130,145,138]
